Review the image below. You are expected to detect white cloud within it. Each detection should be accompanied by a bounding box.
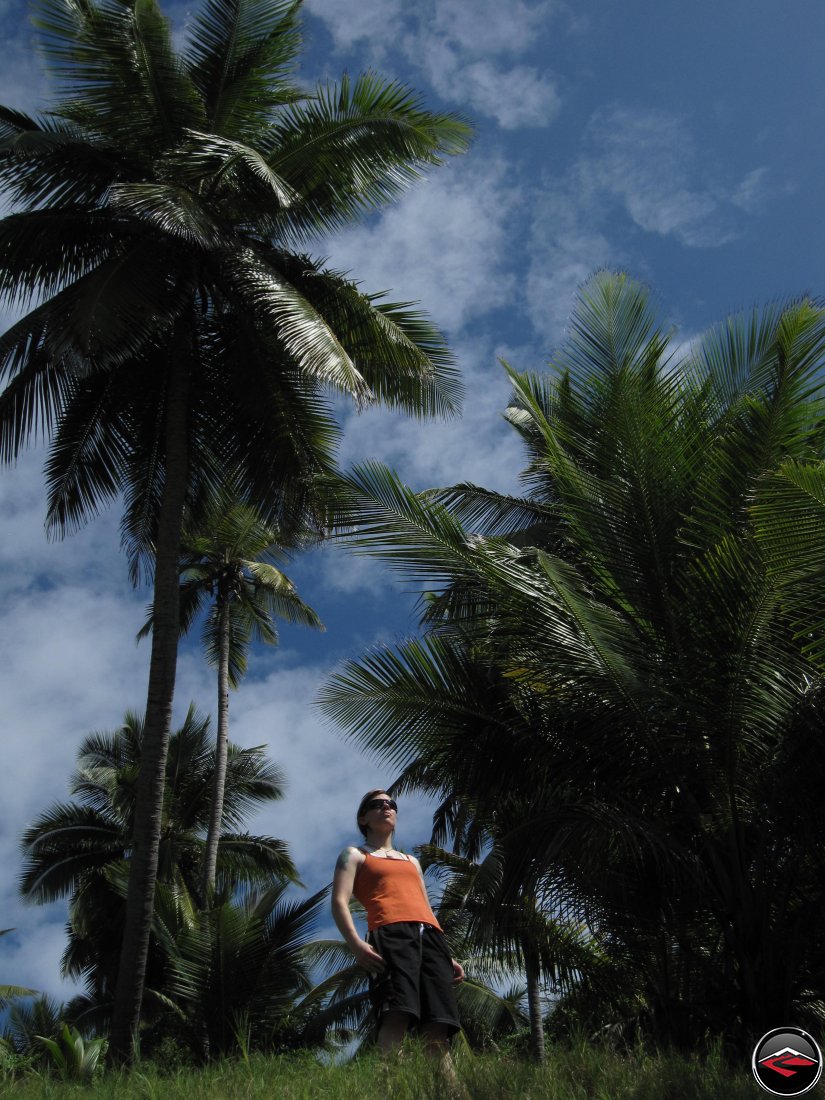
[307,0,559,59]
[305,542,395,598]
[525,183,617,344]
[731,166,771,214]
[579,105,738,248]
[306,0,563,129]
[0,917,80,1004]
[430,0,559,56]
[667,329,705,368]
[423,47,561,129]
[304,0,408,54]
[0,447,132,601]
[523,105,774,343]
[467,62,559,130]
[417,0,562,129]
[324,156,520,336]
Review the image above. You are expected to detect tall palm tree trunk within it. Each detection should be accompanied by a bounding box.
[524,941,545,1064]
[110,351,190,1063]
[201,588,231,898]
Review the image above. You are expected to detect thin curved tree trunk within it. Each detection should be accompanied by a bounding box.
[524,940,545,1064]
[110,351,190,1064]
[201,587,231,898]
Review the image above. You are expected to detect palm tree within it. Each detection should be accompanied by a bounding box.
[148,880,327,1060]
[1,994,66,1067]
[319,273,825,1047]
[19,705,295,1017]
[416,838,599,1063]
[139,496,322,898]
[0,0,470,1056]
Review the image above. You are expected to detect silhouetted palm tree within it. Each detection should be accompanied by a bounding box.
[149,879,327,1059]
[139,496,321,896]
[320,273,825,1047]
[20,706,295,1016]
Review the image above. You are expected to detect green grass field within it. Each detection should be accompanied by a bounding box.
[2,1040,803,1099]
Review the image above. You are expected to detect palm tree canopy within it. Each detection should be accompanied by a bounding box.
[319,272,825,1044]
[138,496,323,685]
[149,880,328,1057]
[0,0,470,565]
[19,705,296,906]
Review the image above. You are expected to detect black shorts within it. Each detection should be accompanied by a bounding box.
[367,922,461,1036]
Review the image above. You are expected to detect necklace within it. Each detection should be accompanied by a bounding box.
[364,844,407,860]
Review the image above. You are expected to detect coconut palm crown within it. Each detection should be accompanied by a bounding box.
[19,706,295,1013]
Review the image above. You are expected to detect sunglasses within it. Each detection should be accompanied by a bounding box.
[363,798,397,813]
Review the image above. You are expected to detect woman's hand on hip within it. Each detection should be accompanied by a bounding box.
[451,959,465,984]
[353,940,385,975]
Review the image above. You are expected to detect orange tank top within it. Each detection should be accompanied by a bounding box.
[352,851,442,932]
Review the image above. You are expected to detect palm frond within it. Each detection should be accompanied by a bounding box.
[269,71,471,236]
[184,0,303,138]
[753,459,825,668]
[220,249,371,402]
[33,0,204,150]
[327,461,475,583]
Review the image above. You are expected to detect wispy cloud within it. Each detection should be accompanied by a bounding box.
[525,105,772,342]
[578,105,744,248]
[322,157,521,336]
[731,166,772,214]
[525,181,617,345]
[429,0,559,54]
[304,0,408,55]
[416,0,562,128]
[422,47,561,129]
[306,0,563,129]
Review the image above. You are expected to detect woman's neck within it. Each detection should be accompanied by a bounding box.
[364,829,393,851]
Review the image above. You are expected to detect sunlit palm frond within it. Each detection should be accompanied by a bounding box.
[34,0,205,150]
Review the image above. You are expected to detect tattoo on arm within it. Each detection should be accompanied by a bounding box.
[335,848,353,872]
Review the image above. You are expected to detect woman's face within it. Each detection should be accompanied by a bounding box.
[359,792,397,833]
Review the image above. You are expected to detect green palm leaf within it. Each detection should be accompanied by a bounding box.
[184,0,303,137]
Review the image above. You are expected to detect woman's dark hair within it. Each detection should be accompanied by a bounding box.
[356,789,391,838]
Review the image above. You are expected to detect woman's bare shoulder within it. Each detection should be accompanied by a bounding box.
[334,845,366,872]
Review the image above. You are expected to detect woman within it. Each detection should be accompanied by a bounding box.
[331,789,464,1052]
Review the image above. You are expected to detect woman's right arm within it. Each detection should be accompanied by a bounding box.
[331,847,384,974]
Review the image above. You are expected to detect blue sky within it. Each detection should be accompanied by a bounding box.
[2,0,824,1000]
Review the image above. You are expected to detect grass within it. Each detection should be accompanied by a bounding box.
[2,1039,803,1100]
